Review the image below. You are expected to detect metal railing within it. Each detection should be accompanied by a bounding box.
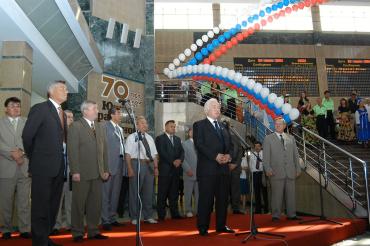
[155,79,370,225]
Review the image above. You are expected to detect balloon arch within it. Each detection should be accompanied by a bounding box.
[163,0,328,124]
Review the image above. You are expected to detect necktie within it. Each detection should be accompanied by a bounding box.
[280,134,285,148]
[141,133,153,161]
[115,125,124,154]
[170,135,174,146]
[256,152,260,170]
[58,107,65,141]
[214,120,221,137]
[91,122,96,137]
[11,119,17,131]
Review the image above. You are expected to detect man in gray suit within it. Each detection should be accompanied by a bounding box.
[68,100,110,242]
[101,107,125,230]
[0,97,30,239]
[263,117,301,221]
[182,126,198,218]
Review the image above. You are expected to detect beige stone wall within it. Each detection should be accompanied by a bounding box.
[87,72,145,136]
[91,0,145,31]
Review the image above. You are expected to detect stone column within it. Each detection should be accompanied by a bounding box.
[0,41,33,117]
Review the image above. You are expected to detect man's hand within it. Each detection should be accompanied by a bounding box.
[186,169,194,177]
[10,149,24,161]
[128,167,135,178]
[15,157,25,165]
[102,172,110,181]
[222,154,232,164]
[266,171,274,177]
[173,159,182,168]
[72,173,81,182]
[216,154,225,164]
[228,163,237,171]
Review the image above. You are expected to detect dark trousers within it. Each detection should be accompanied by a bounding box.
[326,111,336,139]
[157,175,181,219]
[230,169,241,211]
[316,115,327,138]
[31,163,64,246]
[117,177,129,217]
[253,172,268,214]
[197,174,230,231]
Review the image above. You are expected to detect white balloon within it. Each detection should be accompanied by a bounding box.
[289,108,300,121]
[260,87,270,98]
[282,103,292,115]
[215,66,223,76]
[203,64,210,73]
[201,35,209,43]
[192,65,198,74]
[176,67,182,76]
[190,44,197,52]
[178,53,186,62]
[253,83,263,94]
[209,65,216,74]
[198,64,204,74]
[274,97,284,108]
[181,66,187,75]
[240,76,248,86]
[168,71,173,79]
[163,68,170,76]
[168,63,175,71]
[173,58,180,66]
[247,79,256,90]
[227,70,236,80]
[268,93,277,104]
[234,72,242,83]
[186,65,193,74]
[207,30,214,38]
[184,48,192,57]
[172,70,178,78]
[213,27,220,34]
[196,39,203,47]
[221,68,229,78]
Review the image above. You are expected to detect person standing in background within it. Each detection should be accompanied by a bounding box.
[0,97,30,240]
[313,97,327,139]
[322,90,336,140]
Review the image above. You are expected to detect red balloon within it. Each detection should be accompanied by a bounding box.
[242,31,249,38]
[231,37,238,46]
[220,45,227,54]
[279,10,285,17]
[311,0,317,4]
[273,13,280,19]
[215,50,221,57]
[247,27,254,35]
[226,41,233,49]
[209,54,216,62]
[203,58,210,64]
[267,16,274,23]
[292,5,299,11]
[305,0,311,7]
[261,19,267,26]
[254,23,261,31]
[298,2,305,9]
[285,7,292,14]
[236,33,243,41]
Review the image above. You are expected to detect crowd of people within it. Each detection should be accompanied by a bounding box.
[0,80,303,245]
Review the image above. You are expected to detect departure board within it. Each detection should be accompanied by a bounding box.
[326,59,370,97]
[234,57,319,97]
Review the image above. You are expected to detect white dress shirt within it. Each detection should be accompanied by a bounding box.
[249,150,264,173]
[49,98,61,112]
[125,132,158,160]
[240,157,248,179]
[84,118,94,128]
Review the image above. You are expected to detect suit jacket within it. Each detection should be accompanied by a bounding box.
[193,118,233,177]
[182,139,197,181]
[67,118,109,180]
[155,133,184,176]
[0,117,29,178]
[230,132,243,174]
[262,132,301,180]
[105,121,124,176]
[22,100,66,177]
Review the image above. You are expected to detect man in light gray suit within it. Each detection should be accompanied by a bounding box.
[101,107,125,230]
[182,126,198,218]
[0,97,30,239]
[263,117,301,222]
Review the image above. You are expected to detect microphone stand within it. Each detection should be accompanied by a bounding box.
[120,100,142,246]
[226,124,285,243]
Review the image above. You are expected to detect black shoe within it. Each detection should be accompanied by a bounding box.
[19,232,31,239]
[111,221,124,227]
[73,236,84,243]
[102,224,112,231]
[50,229,60,235]
[216,226,235,233]
[89,234,108,240]
[272,217,280,222]
[233,210,244,214]
[199,228,208,236]
[172,215,184,219]
[287,216,302,221]
[2,232,11,239]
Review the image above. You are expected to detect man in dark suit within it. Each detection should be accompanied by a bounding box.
[155,120,184,220]
[193,98,234,236]
[22,81,68,246]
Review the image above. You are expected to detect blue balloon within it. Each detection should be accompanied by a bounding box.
[189,58,197,65]
[248,16,254,23]
[266,7,272,14]
[283,0,290,6]
[272,4,278,11]
[283,114,291,124]
[253,14,259,21]
[242,21,248,27]
[218,35,226,43]
[290,0,296,4]
[277,2,284,9]
[235,24,241,31]
[261,97,268,105]
[224,31,231,40]
[267,102,274,109]
[230,28,237,35]
[195,52,203,61]
[207,44,214,52]
[259,10,265,18]
[274,106,282,115]
[212,39,220,48]
[201,48,209,56]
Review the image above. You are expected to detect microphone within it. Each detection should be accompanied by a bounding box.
[116,98,130,104]
[221,120,229,129]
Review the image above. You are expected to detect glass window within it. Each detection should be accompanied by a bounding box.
[320,5,370,32]
[220,3,259,29]
[154,3,213,29]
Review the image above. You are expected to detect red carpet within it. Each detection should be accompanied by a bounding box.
[1,214,366,246]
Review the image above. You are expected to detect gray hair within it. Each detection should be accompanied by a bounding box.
[47,80,65,94]
[80,100,97,115]
[204,98,220,114]
[136,115,146,123]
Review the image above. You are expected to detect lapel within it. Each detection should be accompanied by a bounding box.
[4,117,16,136]
[15,118,25,137]
[80,118,96,139]
[272,133,284,151]
[204,118,220,140]
[166,133,175,149]
[47,100,62,130]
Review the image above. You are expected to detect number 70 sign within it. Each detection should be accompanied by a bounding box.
[101,75,129,100]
